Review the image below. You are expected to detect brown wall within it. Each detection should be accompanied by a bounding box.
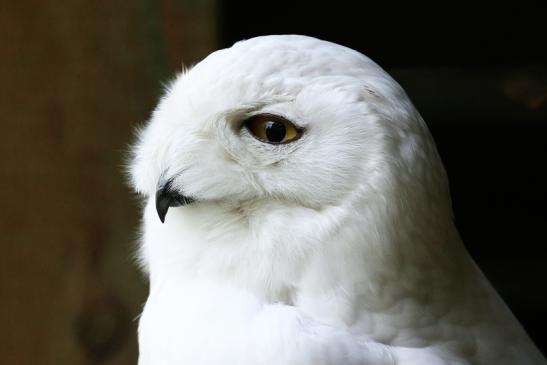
[0,1,216,364]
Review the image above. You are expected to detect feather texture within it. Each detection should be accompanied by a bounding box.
[130,35,546,365]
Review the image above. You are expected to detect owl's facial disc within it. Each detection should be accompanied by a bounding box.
[155,177,195,223]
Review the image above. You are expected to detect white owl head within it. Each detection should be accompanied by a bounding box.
[130,35,450,224]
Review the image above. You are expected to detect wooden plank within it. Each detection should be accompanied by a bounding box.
[0,1,217,364]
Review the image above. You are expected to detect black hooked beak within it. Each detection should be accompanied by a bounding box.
[155,178,195,223]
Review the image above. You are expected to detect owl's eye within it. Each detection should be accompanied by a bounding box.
[243,115,302,144]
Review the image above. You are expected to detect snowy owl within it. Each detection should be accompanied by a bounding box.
[129,35,546,365]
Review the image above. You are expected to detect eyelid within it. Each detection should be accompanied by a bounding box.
[241,112,301,128]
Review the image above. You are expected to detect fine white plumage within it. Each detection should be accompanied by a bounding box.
[130,35,546,365]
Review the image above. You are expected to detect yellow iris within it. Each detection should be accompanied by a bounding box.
[244,114,302,144]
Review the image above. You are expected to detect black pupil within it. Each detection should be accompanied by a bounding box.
[264,121,286,142]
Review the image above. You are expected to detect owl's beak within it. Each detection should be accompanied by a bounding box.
[155,178,195,223]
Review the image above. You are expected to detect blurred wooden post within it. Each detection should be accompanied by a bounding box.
[0,1,217,364]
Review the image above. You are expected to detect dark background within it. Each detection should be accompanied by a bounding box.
[1,1,545,364]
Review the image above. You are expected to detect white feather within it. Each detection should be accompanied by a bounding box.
[130,35,546,365]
